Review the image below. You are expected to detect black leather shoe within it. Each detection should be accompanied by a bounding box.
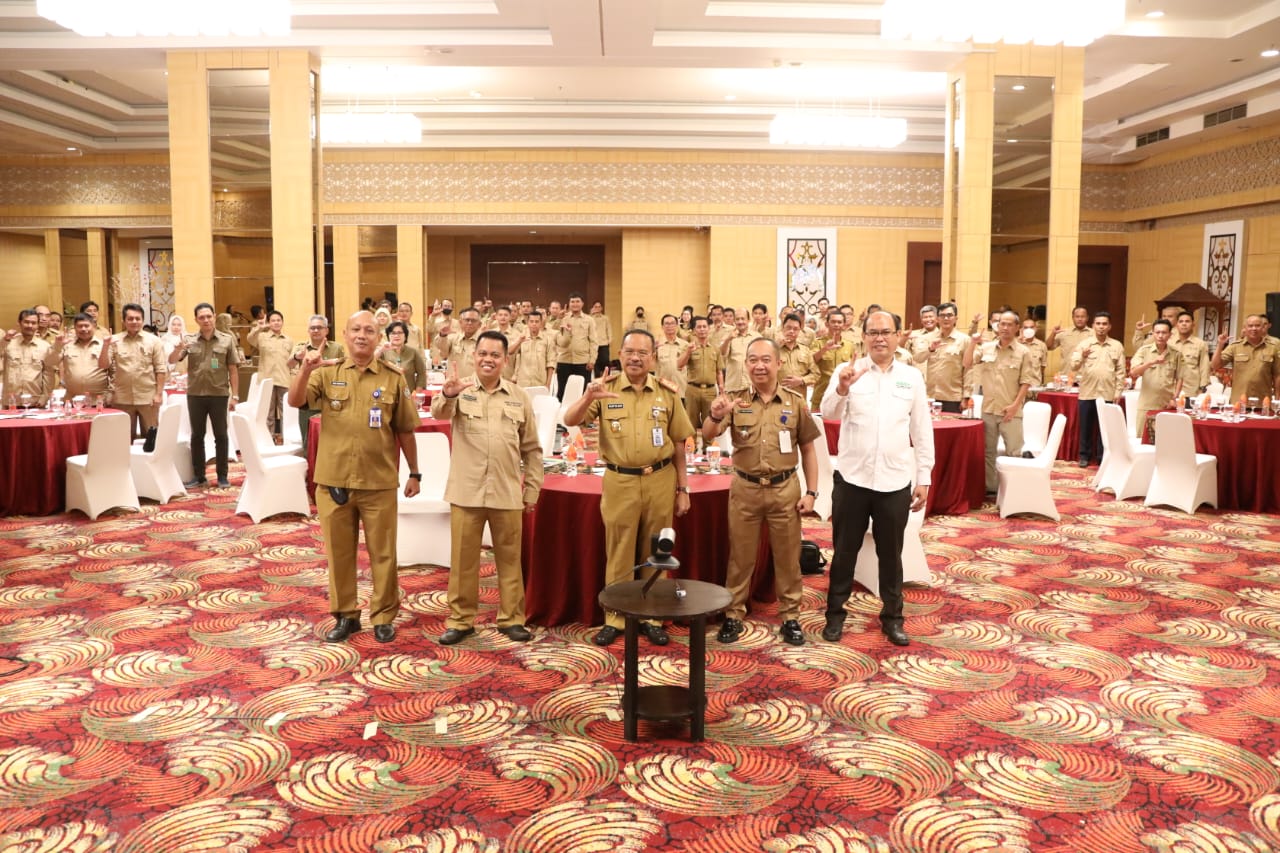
[640,623,669,646]
[592,626,620,646]
[780,620,805,646]
[373,624,395,643]
[821,617,843,642]
[438,627,474,645]
[183,478,207,489]
[216,478,230,488]
[716,618,743,644]
[883,624,910,646]
[324,616,360,643]
[498,624,532,642]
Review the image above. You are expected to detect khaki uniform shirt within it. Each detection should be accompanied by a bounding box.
[1070,337,1127,402]
[627,316,650,332]
[1217,337,1280,403]
[722,331,762,393]
[709,323,734,351]
[585,373,694,468]
[1132,343,1182,413]
[514,332,556,387]
[1052,327,1092,373]
[778,341,818,388]
[307,358,418,491]
[812,338,855,405]
[432,332,480,378]
[912,329,969,402]
[107,331,167,406]
[592,314,612,347]
[432,378,544,509]
[717,385,821,477]
[1021,337,1049,385]
[247,327,294,389]
[556,313,598,365]
[975,339,1037,416]
[685,342,722,388]
[380,345,428,390]
[180,330,242,397]
[655,337,690,395]
[404,322,424,352]
[841,328,865,358]
[546,315,562,332]
[2,336,60,404]
[61,339,109,398]
[1171,335,1210,392]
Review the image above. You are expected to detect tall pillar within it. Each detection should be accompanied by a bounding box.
[166,52,214,321]
[943,52,995,320]
[332,225,360,324]
[397,225,425,318]
[1046,48,1086,332]
[44,229,64,316]
[86,228,109,325]
[270,51,319,340]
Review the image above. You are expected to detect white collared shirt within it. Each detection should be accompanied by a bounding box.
[820,356,934,491]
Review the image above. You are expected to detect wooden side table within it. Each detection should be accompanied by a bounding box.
[598,578,732,741]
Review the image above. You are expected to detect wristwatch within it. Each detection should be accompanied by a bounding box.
[676,485,690,494]
[408,472,422,481]
[805,490,818,498]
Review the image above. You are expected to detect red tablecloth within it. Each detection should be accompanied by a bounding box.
[306,412,451,498]
[1190,416,1280,512]
[1035,390,1126,462]
[522,472,774,627]
[0,412,99,515]
[823,416,985,516]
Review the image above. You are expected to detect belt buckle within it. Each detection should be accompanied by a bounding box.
[757,475,769,486]
[642,465,654,475]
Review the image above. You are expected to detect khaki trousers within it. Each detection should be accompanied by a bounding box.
[684,386,716,434]
[116,402,159,440]
[725,475,803,622]
[447,505,525,630]
[982,412,1024,492]
[600,465,675,629]
[316,486,400,625]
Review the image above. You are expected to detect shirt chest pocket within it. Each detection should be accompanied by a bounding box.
[457,396,485,431]
[1235,352,1252,363]
[501,403,525,435]
[602,409,631,437]
[731,408,760,442]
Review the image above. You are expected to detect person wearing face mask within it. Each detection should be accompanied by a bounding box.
[1018,317,1048,385]
[628,305,649,332]
[429,299,455,340]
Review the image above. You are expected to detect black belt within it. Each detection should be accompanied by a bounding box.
[689,382,715,388]
[734,468,795,486]
[605,457,673,476]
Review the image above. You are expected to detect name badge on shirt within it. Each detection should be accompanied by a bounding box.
[779,430,793,454]
[651,427,664,447]
[210,357,219,369]
[369,407,382,429]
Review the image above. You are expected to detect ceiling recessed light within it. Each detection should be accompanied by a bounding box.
[469,90,482,98]
[65,146,77,151]
[1145,10,1164,18]
[1012,84,1026,91]
[1006,138,1019,143]
[1262,47,1279,58]
[724,94,736,101]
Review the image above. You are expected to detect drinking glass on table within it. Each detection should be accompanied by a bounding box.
[1247,396,1260,416]
[19,393,32,410]
[72,395,85,416]
[930,399,943,419]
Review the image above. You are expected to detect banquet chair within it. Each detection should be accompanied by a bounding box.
[1093,402,1155,500]
[995,413,1067,521]
[245,378,302,459]
[396,432,453,567]
[523,385,551,400]
[532,395,559,457]
[803,412,834,521]
[558,374,586,425]
[1122,388,1142,438]
[66,411,140,519]
[281,394,303,446]
[129,403,187,504]
[1019,401,1051,457]
[1144,412,1217,513]
[230,413,310,523]
[852,507,930,595]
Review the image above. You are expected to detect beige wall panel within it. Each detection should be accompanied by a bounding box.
[332,225,360,320]
[0,232,49,323]
[59,230,90,314]
[709,227,771,312]
[397,225,426,316]
[621,229,710,329]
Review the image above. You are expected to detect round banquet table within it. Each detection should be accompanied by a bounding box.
[522,471,774,627]
[1035,390,1126,463]
[1189,416,1280,513]
[305,412,452,499]
[823,416,985,516]
[0,411,100,516]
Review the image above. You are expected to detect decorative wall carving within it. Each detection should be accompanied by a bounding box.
[0,165,169,207]
[1124,136,1280,211]
[212,197,271,230]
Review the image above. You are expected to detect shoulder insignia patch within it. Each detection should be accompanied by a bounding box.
[658,377,680,393]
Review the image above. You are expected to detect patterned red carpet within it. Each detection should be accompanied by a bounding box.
[2,463,1279,852]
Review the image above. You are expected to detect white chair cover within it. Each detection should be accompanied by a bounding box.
[396,432,453,567]
[995,413,1067,521]
[1093,401,1155,500]
[129,402,187,504]
[1020,400,1051,457]
[1144,412,1217,513]
[66,411,140,519]
[230,412,310,522]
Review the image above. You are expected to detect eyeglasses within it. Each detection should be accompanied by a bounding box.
[865,329,896,338]
[937,312,956,318]
[308,326,327,331]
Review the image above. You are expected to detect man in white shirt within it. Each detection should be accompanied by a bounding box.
[820,310,933,647]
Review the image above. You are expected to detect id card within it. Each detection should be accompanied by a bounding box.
[210,357,219,369]
[779,429,793,454]
[369,407,382,429]
[651,427,664,447]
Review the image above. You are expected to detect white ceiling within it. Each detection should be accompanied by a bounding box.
[0,0,1278,165]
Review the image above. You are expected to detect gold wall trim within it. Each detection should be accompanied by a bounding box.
[0,216,171,227]
[323,212,944,228]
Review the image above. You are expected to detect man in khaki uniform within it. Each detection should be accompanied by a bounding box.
[2,309,63,405]
[906,305,938,350]
[1130,306,1183,354]
[812,309,855,411]
[1047,306,1092,379]
[1018,318,1049,385]
[1069,312,1127,468]
[776,313,818,396]
[590,303,612,375]
[1170,311,1210,394]
[34,305,57,345]
[704,337,820,646]
[511,310,556,388]
[655,314,691,395]
[683,316,722,431]
[169,302,242,488]
[431,307,483,378]
[554,292,598,400]
[545,300,564,332]
[1131,319,1183,434]
[60,313,109,400]
[432,332,543,645]
[710,306,735,351]
[720,308,760,394]
[488,306,520,379]
[966,310,1038,491]
[912,301,969,413]
[564,330,693,647]
[247,310,294,443]
[100,303,167,439]
[291,315,345,453]
[1212,313,1280,403]
[291,310,420,644]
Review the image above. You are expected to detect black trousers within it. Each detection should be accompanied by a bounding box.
[939,399,961,414]
[1077,397,1102,463]
[188,394,230,482]
[594,347,610,376]
[827,472,910,624]
[556,362,590,401]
